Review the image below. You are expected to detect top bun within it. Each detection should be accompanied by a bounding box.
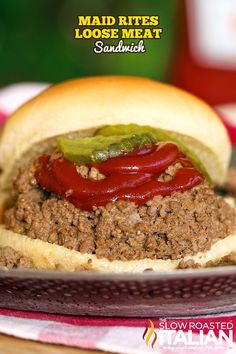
[0,76,231,188]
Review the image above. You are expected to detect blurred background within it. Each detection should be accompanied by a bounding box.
[0,0,177,85]
[0,0,236,141]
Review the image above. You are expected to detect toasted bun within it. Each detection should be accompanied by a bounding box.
[0,76,231,189]
[0,226,236,272]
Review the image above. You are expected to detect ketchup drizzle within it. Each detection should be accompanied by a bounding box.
[36,142,204,211]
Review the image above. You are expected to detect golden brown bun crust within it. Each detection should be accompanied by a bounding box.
[0,76,231,188]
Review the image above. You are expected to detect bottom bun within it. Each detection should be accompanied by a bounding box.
[0,226,236,272]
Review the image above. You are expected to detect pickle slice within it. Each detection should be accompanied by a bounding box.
[95,124,169,139]
[58,132,156,165]
[96,124,211,184]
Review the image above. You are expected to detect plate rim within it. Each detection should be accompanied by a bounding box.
[0,264,236,281]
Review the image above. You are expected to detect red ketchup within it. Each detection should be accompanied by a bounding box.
[36,142,204,211]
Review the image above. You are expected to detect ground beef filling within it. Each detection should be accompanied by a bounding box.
[3,159,236,261]
[0,246,34,269]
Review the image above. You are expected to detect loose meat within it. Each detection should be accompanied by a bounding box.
[3,159,236,261]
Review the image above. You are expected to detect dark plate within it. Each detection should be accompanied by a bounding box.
[0,266,236,317]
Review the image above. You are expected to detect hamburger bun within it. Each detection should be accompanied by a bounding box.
[0,76,234,272]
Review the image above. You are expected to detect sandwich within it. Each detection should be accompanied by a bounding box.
[0,76,235,272]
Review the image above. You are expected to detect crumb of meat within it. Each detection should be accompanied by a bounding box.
[76,165,89,178]
[0,246,34,269]
[50,150,63,161]
[65,189,73,197]
[177,259,201,269]
[179,252,236,269]
[76,165,105,180]
[3,159,236,262]
[89,167,105,180]
[158,162,182,182]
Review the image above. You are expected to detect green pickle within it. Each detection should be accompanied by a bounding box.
[58,132,156,165]
[58,123,211,184]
